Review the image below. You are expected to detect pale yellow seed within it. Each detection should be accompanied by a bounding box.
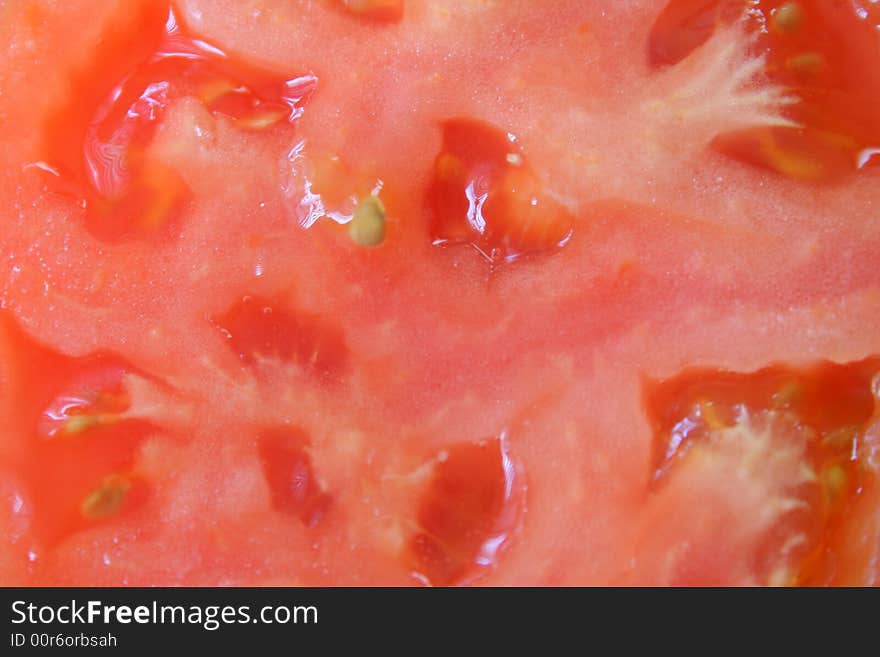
[235,110,287,131]
[199,79,237,105]
[696,400,726,431]
[822,425,857,451]
[767,565,795,587]
[786,52,826,78]
[343,0,390,15]
[81,477,131,519]
[821,465,848,503]
[772,2,804,34]
[348,195,387,248]
[64,414,102,435]
[63,413,119,435]
[772,380,803,407]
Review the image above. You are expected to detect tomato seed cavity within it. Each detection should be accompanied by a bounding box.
[408,437,521,586]
[258,427,333,528]
[214,295,348,381]
[648,0,880,179]
[40,0,316,241]
[645,357,880,584]
[428,118,574,263]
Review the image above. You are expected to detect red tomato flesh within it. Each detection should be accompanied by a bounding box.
[0,0,879,586]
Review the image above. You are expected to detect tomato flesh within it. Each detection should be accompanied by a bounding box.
[1,0,879,586]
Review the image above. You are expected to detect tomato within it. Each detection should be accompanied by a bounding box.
[0,0,878,586]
